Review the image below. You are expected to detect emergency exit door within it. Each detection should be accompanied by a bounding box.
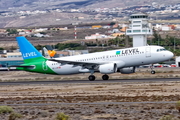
[146,47,151,57]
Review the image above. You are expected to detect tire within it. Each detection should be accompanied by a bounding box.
[151,70,156,74]
[102,74,109,80]
[88,75,95,81]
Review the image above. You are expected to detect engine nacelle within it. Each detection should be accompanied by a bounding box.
[119,67,136,74]
[99,63,117,74]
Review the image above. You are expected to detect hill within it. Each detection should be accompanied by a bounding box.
[0,0,180,28]
[0,0,179,11]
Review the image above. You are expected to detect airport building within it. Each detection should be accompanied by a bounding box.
[175,57,180,67]
[126,13,153,47]
[0,51,23,67]
[0,58,23,67]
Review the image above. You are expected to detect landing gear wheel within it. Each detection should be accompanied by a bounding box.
[151,70,156,74]
[88,75,96,81]
[102,74,109,80]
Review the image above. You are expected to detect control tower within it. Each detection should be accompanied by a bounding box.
[126,13,153,47]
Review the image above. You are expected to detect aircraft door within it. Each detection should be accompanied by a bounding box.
[146,47,151,57]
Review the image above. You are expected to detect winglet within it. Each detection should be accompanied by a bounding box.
[16,36,43,60]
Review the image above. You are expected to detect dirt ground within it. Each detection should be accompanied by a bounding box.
[0,68,180,120]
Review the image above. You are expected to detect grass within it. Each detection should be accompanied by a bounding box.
[53,77,62,80]
[159,115,177,120]
[176,101,180,113]
[0,106,13,114]
[55,112,69,120]
[35,77,47,81]
[9,112,23,120]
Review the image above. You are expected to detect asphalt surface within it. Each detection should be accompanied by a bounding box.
[0,78,180,85]
[0,101,177,106]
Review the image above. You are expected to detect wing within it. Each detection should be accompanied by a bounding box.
[48,59,107,69]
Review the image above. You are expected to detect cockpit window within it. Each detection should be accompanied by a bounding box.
[156,48,167,52]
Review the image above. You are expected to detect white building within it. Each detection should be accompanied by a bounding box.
[175,24,180,30]
[126,13,153,47]
[155,24,162,30]
[34,33,50,37]
[175,56,180,67]
[34,28,48,32]
[6,52,22,58]
[85,33,108,40]
[161,25,171,31]
[68,50,89,56]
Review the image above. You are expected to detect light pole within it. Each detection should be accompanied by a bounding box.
[174,37,175,51]
[158,30,159,46]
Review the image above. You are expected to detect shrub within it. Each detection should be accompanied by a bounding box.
[176,101,180,113]
[55,112,69,120]
[0,106,13,114]
[159,115,177,120]
[39,111,48,117]
[9,112,23,120]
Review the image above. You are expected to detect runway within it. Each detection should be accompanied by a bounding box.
[0,77,180,85]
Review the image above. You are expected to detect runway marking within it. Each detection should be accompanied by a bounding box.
[0,78,180,86]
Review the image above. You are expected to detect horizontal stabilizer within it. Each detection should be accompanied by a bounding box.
[10,65,35,69]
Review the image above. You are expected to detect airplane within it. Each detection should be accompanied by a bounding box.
[42,47,51,58]
[42,46,58,58]
[12,36,174,81]
[45,45,59,58]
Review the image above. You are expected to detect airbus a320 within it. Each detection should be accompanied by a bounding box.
[12,36,174,81]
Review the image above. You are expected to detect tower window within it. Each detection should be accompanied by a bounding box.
[133,21,141,23]
[133,30,141,32]
[127,30,132,33]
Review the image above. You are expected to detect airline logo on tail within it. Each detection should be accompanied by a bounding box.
[23,52,38,58]
[16,36,43,60]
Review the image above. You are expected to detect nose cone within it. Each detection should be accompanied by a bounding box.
[166,51,174,59]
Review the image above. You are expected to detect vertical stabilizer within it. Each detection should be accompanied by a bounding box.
[43,47,51,58]
[16,36,45,63]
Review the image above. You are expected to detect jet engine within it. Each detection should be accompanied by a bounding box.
[119,67,136,74]
[99,63,117,74]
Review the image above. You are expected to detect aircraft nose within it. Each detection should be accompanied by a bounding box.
[166,51,174,58]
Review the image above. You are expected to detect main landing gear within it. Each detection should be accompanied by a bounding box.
[88,75,96,81]
[102,74,109,80]
[88,74,109,81]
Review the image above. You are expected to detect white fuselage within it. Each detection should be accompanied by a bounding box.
[46,45,173,75]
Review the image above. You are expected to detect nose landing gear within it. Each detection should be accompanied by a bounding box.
[150,64,156,74]
[151,70,156,74]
